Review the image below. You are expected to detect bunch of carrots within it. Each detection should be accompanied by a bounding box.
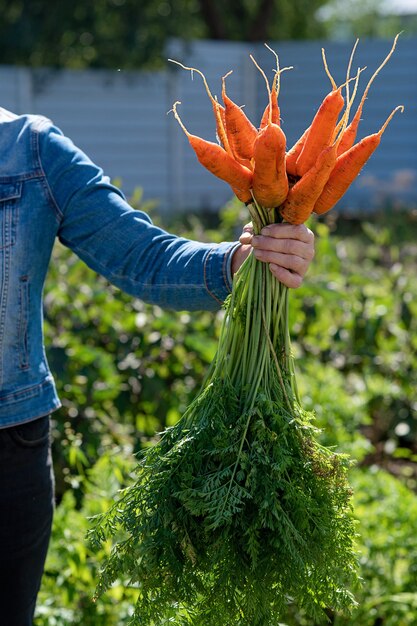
[172,35,402,227]
[90,38,403,626]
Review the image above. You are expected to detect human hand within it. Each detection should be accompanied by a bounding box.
[231,222,315,289]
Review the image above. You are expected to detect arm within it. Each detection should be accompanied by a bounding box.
[38,121,314,310]
[37,121,238,311]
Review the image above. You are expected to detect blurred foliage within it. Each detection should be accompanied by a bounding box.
[0,0,328,70]
[36,452,138,625]
[1,1,415,71]
[0,0,201,69]
[37,196,417,624]
[318,0,417,39]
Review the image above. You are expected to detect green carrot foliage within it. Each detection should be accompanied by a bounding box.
[89,203,359,625]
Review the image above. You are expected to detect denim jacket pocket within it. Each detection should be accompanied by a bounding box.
[0,181,22,249]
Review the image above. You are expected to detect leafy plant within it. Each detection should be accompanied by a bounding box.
[35,452,138,626]
[39,200,417,624]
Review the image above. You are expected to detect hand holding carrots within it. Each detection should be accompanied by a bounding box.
[232,223,315,289]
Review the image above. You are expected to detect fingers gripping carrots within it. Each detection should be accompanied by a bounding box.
[171,35,403,225]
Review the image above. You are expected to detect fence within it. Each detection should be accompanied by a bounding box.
[1,37,416,214]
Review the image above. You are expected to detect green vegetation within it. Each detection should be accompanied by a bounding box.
[0,0,327,70]
[318,0,417,40]
[1,0,414,71]
[89,199,357,624]
[37,197,417,624]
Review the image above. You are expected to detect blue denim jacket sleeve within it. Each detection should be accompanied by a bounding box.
[38,122,240,311]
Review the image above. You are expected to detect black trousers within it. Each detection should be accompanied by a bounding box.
[0,415,54,626]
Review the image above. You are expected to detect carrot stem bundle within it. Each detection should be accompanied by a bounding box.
[90,196,358,626]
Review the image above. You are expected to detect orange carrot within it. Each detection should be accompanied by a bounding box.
[222,72,258,162]
[331,38,359,143]
[314,105,403,215]
[168,60,232,156]
[286,62,361,177]
[295,49,345,177]
[255,47,292,130]
[337,34,400,156]
[191,136,252,201]
[285,126,310,177]
[295,87,344,177]
[260,72,280,129]
[252,122,288,208]
[280,143,338,224]
[172,102,253,203]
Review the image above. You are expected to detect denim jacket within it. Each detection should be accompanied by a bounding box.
[0,108,238,427]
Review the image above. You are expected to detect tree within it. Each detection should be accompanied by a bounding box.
[197,0,326,41]
[0,0,327,70]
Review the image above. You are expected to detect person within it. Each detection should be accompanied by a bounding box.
[0,106,315,625]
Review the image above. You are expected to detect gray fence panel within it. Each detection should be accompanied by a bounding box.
[1,36,416,214]
[28,68,171,208]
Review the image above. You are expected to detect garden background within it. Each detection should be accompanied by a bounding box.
[1,0,417,624]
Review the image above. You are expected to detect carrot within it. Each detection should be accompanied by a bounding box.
[260,71,280,129]
[333,65,365,145]
[285,126,310,178]
[314,105,404,215]
[168,60,232,156]
[288,51,363,178]
[295,87,344,177]
[290,66,362,193]
[252,122,288,208]
[337,34,400,156]
[255,47,292,132]
[222,72,258,162]
[258,47,290,129]
[295,50,345,177]
[280,143,338,224]
[249,50,288,207]
[172,102,253,203]
[333,38,359,139]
